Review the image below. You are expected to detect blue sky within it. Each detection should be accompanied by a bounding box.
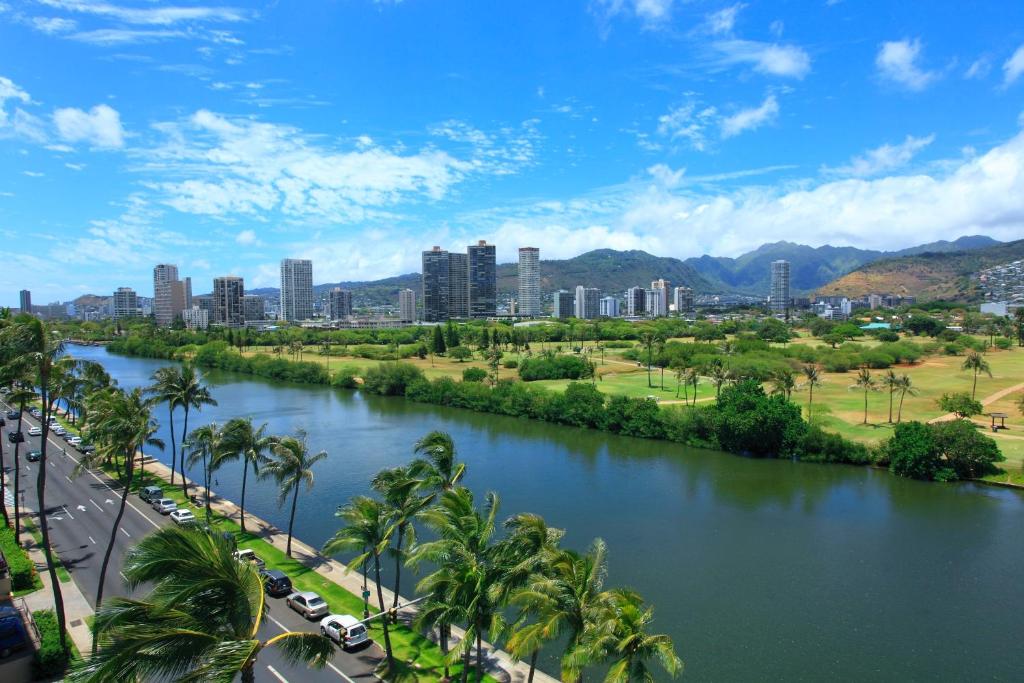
[1,0,1024,305]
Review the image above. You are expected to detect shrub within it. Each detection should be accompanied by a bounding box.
[518,353,593,381]
[462,367,487,383]
[994,337,1013,350]
[937,392,983,419]
[603,340,634,349]
[800,424,873,465]
[448,346,473,362]
[887,422,941,480]
[931,419,1004,479]
[943,342,964,356]
[331,367,359,389]
[876,330,900,342]
[32,609,71,678]
[602,395,666,439]
[0,525,37,590]
[502,359,518,369]
[361,362,424,396]
[713,381,806,458]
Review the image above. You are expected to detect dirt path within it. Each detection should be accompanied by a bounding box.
[928,381,1024,423]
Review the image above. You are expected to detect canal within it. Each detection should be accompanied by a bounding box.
[69,345,1024,681]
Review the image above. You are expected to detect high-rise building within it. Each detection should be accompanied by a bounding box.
[243,295,266,322]
[399,288,416,323]
[626,286,646,317]
[153,264,186,327]
[422,246,450,322]
[645,289,667,317]
[574,286,600,320]
[182,306,209,330]
[673,286,694,315]
[553,290,574,319]
[468,240,496,318]
[112,287,139,319]
[212,276,244,327]
[19,289,31,315]
[770,260,791,314]
[517,247,540,316]
[448,252,469,318]
[329,288,353,320]
[599,296,620,317]
[280,258,314,321]
[650,279,669,316]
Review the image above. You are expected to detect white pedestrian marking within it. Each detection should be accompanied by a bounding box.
[77,505,86,512]
[266,666,289,683]
[90,499,103,512]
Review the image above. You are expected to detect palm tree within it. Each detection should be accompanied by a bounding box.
[262,430,327,557]
[323,496,397,673]
[708,359,730,401]
[79,387,163,631]
[411,430,466,491]
[850,367,876,425]
[5,381,34,543]
[895,374,918,423]
[770,367,796,400]
[371,466,433,610]
[686,368,700,406]
[801,363,822,425]
[69,526,333,683]
[174,364,217,497]
[145,366,183,486]
[639,332,657,388]
[571,588,683,683]
[219,417,272,533]
[186,423,229,525]
[880,369,900,423]
[961,350,992,399]
[672,362,688,400]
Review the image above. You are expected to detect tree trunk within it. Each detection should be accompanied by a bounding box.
[95,448,134,652]
[0,436,7,527]
[863,390,868,424]
[475,627,483,683]
[461,648,470,683]
[240,460,249,533]
[528,649,538,682]
[180,407,191,497]
[888,390,894,423]
[807,387,814,425]
[286,483,298,557]
[898,391,906,423]
[13,401,25,543]
[37,387,70,658]
[440,624,450,681]
[972,370,978,399]
[392,523,404,610]
[167,405,177,487]
[240,661,256,683]
[373,554,394,670]
[203,451,212,524]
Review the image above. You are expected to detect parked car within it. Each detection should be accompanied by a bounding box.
[25,450,41,463]
[79,443,95,454]
[29,409,41,418]
[152,498,177,515]
[169,509,196,526]
[67,436,82,447]
[259,569,293,597]
[5,410,19,420]
[319,614,369,650]
[286,592,329,620]
[52,426,66,436]
[7,431,23,444]
[232,549,266,569]
[139,486,163,502]
[0,604,29,659]
[27,427,41,437]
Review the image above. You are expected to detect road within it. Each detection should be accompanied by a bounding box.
[2,401,381,683]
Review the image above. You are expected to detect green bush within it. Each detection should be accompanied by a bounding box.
[331,367,359,389]
[462,367,487,383]
[32,609,71,678]
[362,362,424,396]
[994,337,1013,350]
[518,353,593,381]
[502,359,518,369]
[887,422,941,480]
[931,419,1004,479]
[0,525,37,590]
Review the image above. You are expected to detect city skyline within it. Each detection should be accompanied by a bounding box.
[4,2,1024,305]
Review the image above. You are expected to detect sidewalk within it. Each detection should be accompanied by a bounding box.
[147,459,559,683]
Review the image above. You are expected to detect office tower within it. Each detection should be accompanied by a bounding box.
[518,247,540,316]
[182,306,209,330]
[553,290,574,319]
[280,258,314,321]
[650,278,669,316]
[112,287,138,319]
[626,286,646,317]
[467,240,496,318]
[19,289,31,315]
[212,276,244,327]
[673,286,694,315]
[575,286,600,320]
[243,295,266,322]
[422,246,450,322]
[770,260,791,314]
[645,289,667,317]
[599,296,620,317]
[194,295,213,314]
[153,264,182,326]
[448,252,469,318]
[399,288,416,323]
[329,288,353,319]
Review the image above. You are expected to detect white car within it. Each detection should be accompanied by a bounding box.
[286,592,329,620]
[52,426,66,436]
[319,614,369,649]
[27,427,41,437]
[67,436,82,447]
[169,509,196,525]
[152,498,177,515]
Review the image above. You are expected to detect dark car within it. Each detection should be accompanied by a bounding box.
[0,605,29,659]
[6,431,23,444]
[26,450,41,463]
[260,569,293,597]
[4,410,18,420]
[79,443,95,454]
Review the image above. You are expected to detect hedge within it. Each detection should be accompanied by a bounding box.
[32,609,71,678]
[0,525,37,591]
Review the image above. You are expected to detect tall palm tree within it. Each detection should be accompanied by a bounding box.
[5,381,34,543]
[801,363,822,425]
[686,368,700,406]
[371,466,433,610]
[79,387,163,631]
[672,362,688,400]
[895,374,918,423]
[770,367,796,400]
[571,588,683,683]
[69,526,333,683]
[145,366,183,486]
[881,369,900,423]
[851,367,876,425]
[639,332,657,388]
[220,417,272,533]
[323,496,397,673]
[708,359,730,401]
[961,350,992,399]
[186,422,230,525]
[262,430,327,557]
[174,364,217,497]
[411,430,466,491]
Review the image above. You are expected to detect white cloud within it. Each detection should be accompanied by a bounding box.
[824,134,935,177]
[38,1,248,26]
[22,170,44,177]
[0,75,31,127]
[633,0,673,23]
[876,38,939,91]
[769,20,784,38]
[29,16,77,33]
[65,162,85,171]
[591,0,674,34]
[965,57,991,80]
[67,29,187,45]
[235,229,259,245]
[721,95,778,138]
[656,99,718,151]
[705,4,743,35]
[53,104,125,148]
[647,163,685,189]
[1004,45,1024,86]
[711,39,811,78]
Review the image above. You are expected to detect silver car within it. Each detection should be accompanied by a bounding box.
[286,591,328,620]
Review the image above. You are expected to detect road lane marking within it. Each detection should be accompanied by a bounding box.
[119,527,130,538]
[65,475,73,484]
[266,666,289,683]
[119,571,128,581]
[88,536,96,545]
[61,505,74,520]
[327,662,356,682]
[90,499,103,512]
[266,614,291,632]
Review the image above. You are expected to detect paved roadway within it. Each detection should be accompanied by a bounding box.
[2,401,381,683]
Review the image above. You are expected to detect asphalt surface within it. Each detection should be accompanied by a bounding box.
[1,400,382,683]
